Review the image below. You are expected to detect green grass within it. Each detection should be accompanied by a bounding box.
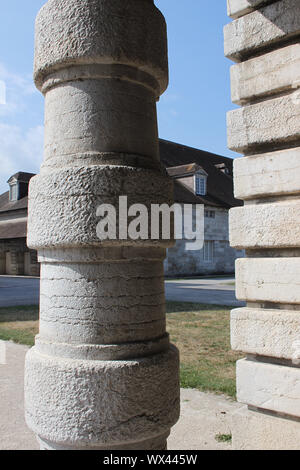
[0,305,39,346]
[166,301,242,398]
[0,301,242,397]
[215,433,232,443]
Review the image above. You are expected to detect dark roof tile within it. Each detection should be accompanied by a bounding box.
[0,192,28,214]
[159,139,242,208]
[0,220,27,239]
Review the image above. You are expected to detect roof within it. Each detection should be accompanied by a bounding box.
[0,192,28,214]
[0,220,27,239]
[7,172,35,184]
[159,139,242,208]
[173,180,222,207]
[167,163,208,178]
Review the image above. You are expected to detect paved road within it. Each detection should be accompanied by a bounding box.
[165,277,244,307]
[0,277,40,307]
[0,275,244,308]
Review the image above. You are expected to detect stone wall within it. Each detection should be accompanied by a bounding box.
[164,205,243,276]
[226,0,300,450]
[0,238,39,276]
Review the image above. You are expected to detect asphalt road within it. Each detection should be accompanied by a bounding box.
[0,275,244,308]
[165,278,244,307]
[0,277,40,307]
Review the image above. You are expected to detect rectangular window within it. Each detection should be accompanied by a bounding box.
[205,210,215,218]
[9,184,18,201]
[195,176,206,196]
[203,241,214,262]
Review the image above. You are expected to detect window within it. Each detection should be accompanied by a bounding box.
[9,183,18,202]
[205,210,215,219]
[195,175,207,196]
[203,241,214,262]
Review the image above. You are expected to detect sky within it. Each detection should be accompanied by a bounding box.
[0,0,238,194]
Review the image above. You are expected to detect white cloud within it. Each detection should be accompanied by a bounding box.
[0,124,44,194]
[0,63,37,118]
[0,63,43,194]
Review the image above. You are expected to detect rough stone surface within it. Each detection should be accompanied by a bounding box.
[230,200,300,248]
[235,258,300,304]
[231,43,300,104]
[227,93,300,153]
[232,405,300,450]
[34,0,168,94]
[25,346,179,449]
[227,0,268,19]
[224,0,300,61]
[233,148,300,199]
[227,0,300,449]
[25,0,179,450]
[28,167,173,249]
[237,359,300,418]
[231,307,300,359]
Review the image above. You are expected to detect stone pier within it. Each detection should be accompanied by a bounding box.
[226,0,300,449]
[24,0,179,450]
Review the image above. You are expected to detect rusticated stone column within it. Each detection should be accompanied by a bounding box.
[25,0,180,450]
[226,0,300,449]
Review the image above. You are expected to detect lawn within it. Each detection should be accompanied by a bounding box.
[166,301,242,398]
[0,301,242,397]
[0,305,39,346]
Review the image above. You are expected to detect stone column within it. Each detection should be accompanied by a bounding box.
[25,0,180,450]
[226,0,300,449]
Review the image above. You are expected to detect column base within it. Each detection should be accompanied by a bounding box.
[25,345,180,451]
[232,405,300,450]
[37,433,169,451]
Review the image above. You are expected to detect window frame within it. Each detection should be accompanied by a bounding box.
[9,183,18,202]
[203,240,214,263]
[195,174,207,196]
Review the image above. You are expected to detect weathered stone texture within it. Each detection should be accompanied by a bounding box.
[227,93,300,153]
[227,0,300,448]
[231,43,300,104]
[237,359,300,418]
[227,0,269,20]
[34,0,168,94]
[230,200,300,248]
[231,307,300,359]
[236,258,300,304]
[224,0,300,61]
[25,0,179,450]
[233,148,300,199]
[232,405,300,450]
[25,346,179,449]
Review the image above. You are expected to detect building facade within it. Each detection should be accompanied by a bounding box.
[0,172,39,276]
[159,139,243,276]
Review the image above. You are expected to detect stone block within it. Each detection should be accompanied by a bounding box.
[231,307,300,359]
[227,93,300,153]
[232,405,300,450]
[230,200,300,248]
[227,0,268,20]
[231,43,300,104]
[25,345,180,449]
[237,358,300,418]
[34,0,169,94]
[224,0,300,62]
[233,148,300,199]
[236,258,300,304]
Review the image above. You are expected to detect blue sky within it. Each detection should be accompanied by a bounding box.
[0,0,238,194]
